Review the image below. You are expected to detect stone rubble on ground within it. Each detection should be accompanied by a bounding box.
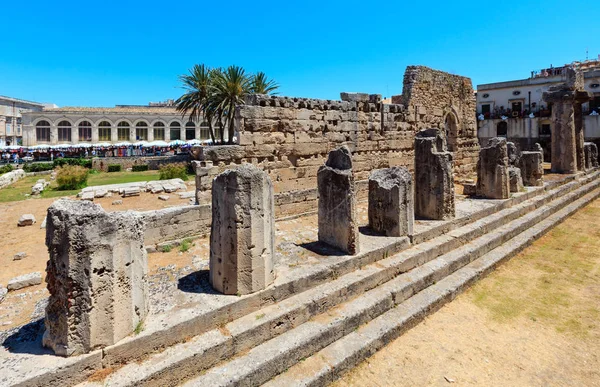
[13,252,27,261]
[81,191,95,201]
[40,216,47,229]
[17,214,36,227]
[158,195,170,201]
[7,272,42,291]
[0,286,7,303]
[112,199,123,205]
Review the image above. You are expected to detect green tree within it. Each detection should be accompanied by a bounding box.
[251,72,279,95]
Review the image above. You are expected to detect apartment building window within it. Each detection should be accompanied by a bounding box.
[58,120,72,142]
[78,121,92,141]
[117,121,130,141]
[170,122,181,140]
[481,104,491,115]
[36,120,51,142]
[98,121,112,141]
[136,122,148,141]
[153,122,165,140]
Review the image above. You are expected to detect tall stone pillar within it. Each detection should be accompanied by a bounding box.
[111,126,118,143]
[91,124,99,143]
[318,146,359,255]
[43,200,148,356]
[368,167,414,238]
[414,129,455,220]
[543,68,591,173]
[71,125,79,144]
[476,137,510,199]
[209,164,275,295]
[50,124,58,145]
[519,144,544,186]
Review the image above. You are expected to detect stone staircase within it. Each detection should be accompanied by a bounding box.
[18,171,600,387]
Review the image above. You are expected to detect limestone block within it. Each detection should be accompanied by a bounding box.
[340,92,369,103]
[476,138,510,199]
[318,146,359,254]
[112,200,123,205]
[209,164,274,295]
[13,252,27,261]
[508,167,524,193]
[0,286,6,303]
[7,272,42,291]
[507,141,519,166]
[40,216,47,229]
[81,191,95,201]
[122,187,141,197]
[94,189,108,198]
[519,150,544,187]
[463,183,476,196]
[43,199,148,356]
[162,184,178,193]
[368,167,414,237]
[584,142,599,170]
[158,195,170,201]
[32,183,44,195]
[18,214,36,226]
[414,129,455,220]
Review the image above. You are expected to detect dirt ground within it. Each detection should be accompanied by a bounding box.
[335,199,600,387]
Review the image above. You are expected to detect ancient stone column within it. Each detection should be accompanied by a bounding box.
[584,142,599,170]
[318,146,359,254]
[543,68,591,174]
[508,167,524,193]
[476,137,510,199]
[506,141,520,167]
[44,200,148,357]
[368,167,414,238]
[209,164,274,295]
[519,145,544,187]
[414,129,455,220]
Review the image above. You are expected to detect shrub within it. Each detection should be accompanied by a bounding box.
[56,165,89,190]
[159,163,189,181]
[179,238,193,252]
[53,158,93,169]
[108,164,122,173]
[159,244,172,253]
[0,164,13,175]
[132,164,149,172]
[23,162,54,173]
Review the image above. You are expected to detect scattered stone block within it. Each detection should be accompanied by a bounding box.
[112,200,123,205]
[0,286,6,303]
[7,272,42,291]
[318,146,359,254]
[40,216,47,229]
[44,199,148,356]
[509,167,524,193]
[158,195,170,201]
[210,164,275,295]
[94,188,108,198]
[36,179,46,185]
[368,167,414,237]
[476,137,510,199]
[81,191,95,201]
[507,141,520,166]
[584,142,599,170]
[150,185,164,194]
[13,252,27,261]
[414,129,455,220]
[17,214,36,227]
[122,187,141,197]
[162,183,178,193]
[32,183,44,195]
[178,191,196,199]
[519,148,544,187]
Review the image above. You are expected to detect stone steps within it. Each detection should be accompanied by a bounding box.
[179,177,600,387]
[77,171,600,387]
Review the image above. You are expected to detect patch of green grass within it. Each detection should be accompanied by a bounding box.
[179,238,193,252]
[159,244,172,253]
[255,313,266,320]
[134,320,144,335]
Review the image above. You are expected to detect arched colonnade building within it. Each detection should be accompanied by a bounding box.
[20,105,222,146]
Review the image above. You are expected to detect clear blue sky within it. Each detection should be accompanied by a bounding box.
[1,0,598,107]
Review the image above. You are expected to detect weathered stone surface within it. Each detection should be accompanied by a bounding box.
[122,187,141,197]
[0,286,6,303]
[40,216,47,229]
[13,252,27,261]
[0,168,25,189]
[158,195,170,201]
[112,200,123,205]
[32,183,44,195]
[506,141,519,166]
[162,184,178,193]
[414,129,455,220]
[81,191,95,201]
[210,164,274,295]
[94,188,108,198]
[509,167,524,193]
[17,214,36,226]
[519,149,544,187]
[7,272,42,291]
[44,199,148,356]
[368,167,414,237]
[476,137,510,199]
[463,183,476,196]
[584,142,599,170]
[318,146,359,254]
[340,92,369,103]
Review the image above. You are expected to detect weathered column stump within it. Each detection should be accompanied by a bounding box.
[584,142,599,170]
[318,146,359,255]
[368,167,414,238]
[44,199,148,357]
[476,137,510,199]
[414,129,455,220]
[508,167,524,193]
[519,146,544,187]
[209,164,275,295]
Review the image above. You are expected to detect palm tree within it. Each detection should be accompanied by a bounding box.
[175,64,217,143]
[211,66,253,144]
[251,72,279,95]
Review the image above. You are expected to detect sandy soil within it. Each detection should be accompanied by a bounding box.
[335,199,600,387]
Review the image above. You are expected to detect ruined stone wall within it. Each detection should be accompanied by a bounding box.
[92,154,190,172]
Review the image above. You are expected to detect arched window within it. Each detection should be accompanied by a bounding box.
[200,122,210,140]
[58,120,72,142]
[117,121,130,141]
[153,122,165,140]
[136,122,148,141]
[170,122,181,140]
[497,121,508,137]
[78,121,92,142]
[185,122,195,140]
[98,121,112,141]
[36,120,51,142]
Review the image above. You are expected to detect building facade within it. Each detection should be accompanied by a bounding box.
[476,60,600,153]
[0,96,44,146]
[21,104,219,146]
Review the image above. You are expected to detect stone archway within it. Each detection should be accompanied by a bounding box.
[444,112,458,152]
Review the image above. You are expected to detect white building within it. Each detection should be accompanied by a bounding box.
[476,60,600,153]
[0,96,44,146]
